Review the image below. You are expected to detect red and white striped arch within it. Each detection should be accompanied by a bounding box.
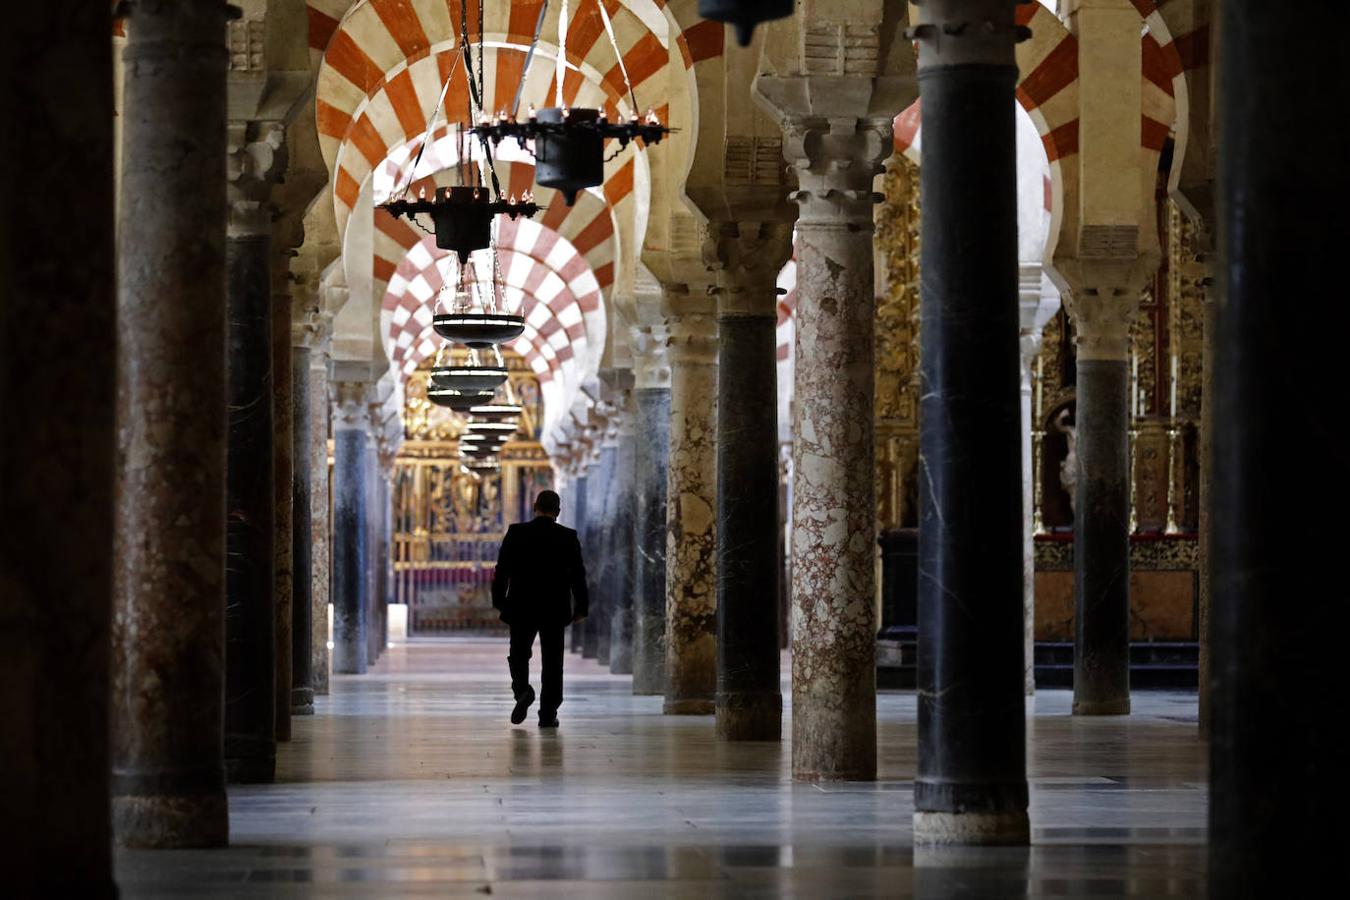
[311,1,685,243]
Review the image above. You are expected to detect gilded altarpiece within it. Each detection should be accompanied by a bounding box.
[392,352,553,635]
[874,156,922,531]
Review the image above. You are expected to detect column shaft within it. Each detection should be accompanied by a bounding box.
[224,231,276,783]
[570,473,589,653]
[1210,2,1345,890]
[582,463,605,658]
[664,313,718,715]
[609,425,637,674]
[272,288,293,740]
[111,0,229,846]
[632,388,671,694]
[595,446,616,666]
[291,344,315,714]
[715,264,784,741]
[6,1,117,882]
[913,0,1029,843]
[332,391,370,673]
[784,132,881,777]
[309,354,331,693]
[1072,360,1131,714]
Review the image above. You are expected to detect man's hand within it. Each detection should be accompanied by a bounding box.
[571,614,587,625]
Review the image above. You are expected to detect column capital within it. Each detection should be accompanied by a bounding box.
[1056,255,1159,361]
[663,310,719,367]
[774,116,892,226]
[226,120,286,238]
[632,324,671,391]
[707,219,795,318]
[331,380,375,432]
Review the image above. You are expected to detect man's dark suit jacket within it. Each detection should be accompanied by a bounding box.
[492,516,589,628]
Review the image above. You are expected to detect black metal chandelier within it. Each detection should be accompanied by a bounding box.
[698,0,793,47]
[472,106,669,206]
[470,0,671,207]
[430,345,509,394]
[377,1,538,259]
[431,271,526,349]
[466,402,523,422]
[382,186,538,264]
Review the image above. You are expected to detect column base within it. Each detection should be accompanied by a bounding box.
[1072,696,1131,716]
[291,687,315,716]
[632,676,664,696]
[225,736,276,784]
[113,790,229,849]
[716,691,782,741]
[663,698,715,715]
[913,811,1030,846]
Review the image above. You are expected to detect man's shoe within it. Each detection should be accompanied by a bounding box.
[511,686,536,725]
[538,711,559,728]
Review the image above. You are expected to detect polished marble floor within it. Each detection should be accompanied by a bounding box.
[116,638,1208,897]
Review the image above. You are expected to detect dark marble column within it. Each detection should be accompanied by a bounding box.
[272,273,293,742]
[663,305,719,716]
[223,133,283,782]
[632,331,671,695]
[609,411,637,675]
[331,382,371,674]
[4,2,116,884]
[110,0,229,848]
[713,221,792,741]
[291,339,315,715]
[368,455,391,664]
[911,0,1028,844]
[1210,3,1344,892]
[569,470,588,653]
[595,445,617,666]
[583,455,608,659]
[1072,359,1131,715]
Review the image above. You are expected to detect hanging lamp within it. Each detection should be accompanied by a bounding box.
[467,402,523,422]
[428,386,495,412]
[472,0,671,206]
[463,421,517,438]
[431,263,526,349]
[377,7,538,260]
[464,458,501,476]
[429,343,509,394]
[698,0,793,47]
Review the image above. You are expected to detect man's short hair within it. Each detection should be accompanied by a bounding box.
[534,490,561,515]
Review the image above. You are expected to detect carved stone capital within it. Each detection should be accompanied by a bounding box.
[1056,255,1159,361]
[775,117,892,226]
[632,324,672,391]
[663,310,719,368]
[227,120,286,238]
[707,219,794,318]
[332,380,375,432]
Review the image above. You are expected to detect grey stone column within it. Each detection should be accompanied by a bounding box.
[5,1,117,881]
[332,382,372,674]
[778,118,888,777]
[272,269,294,741]
[290,331,314,715]
[712,221,793,741]
[608,406,637,674]
[223,124,285,783]
[571,470,590,653]
[309,325,333,693]
[663,302,719,715]
[110,0,229,847]
[593,445,616,666]
[582,451,607,659]
[632,328,671,695]
[1060,271,1150,719]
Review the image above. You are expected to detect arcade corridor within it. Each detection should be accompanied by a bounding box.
[115,640,1206,897]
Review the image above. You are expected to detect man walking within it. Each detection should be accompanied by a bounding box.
[492,490,588,727]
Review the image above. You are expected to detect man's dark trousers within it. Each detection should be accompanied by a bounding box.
[509,621,565,715]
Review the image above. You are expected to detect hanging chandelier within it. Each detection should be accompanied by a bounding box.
[377,3,538,260]
[431,263,526,349]
[382,186,537,265]
[698,0,793,47]
[463,421,517,438]
[467,402,523,422]
[428,387,495,412]
[429,343,509,394]
[464,457,501,476]
[471,0,671,207]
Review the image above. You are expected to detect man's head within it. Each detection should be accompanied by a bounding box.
[533,489,561,519]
